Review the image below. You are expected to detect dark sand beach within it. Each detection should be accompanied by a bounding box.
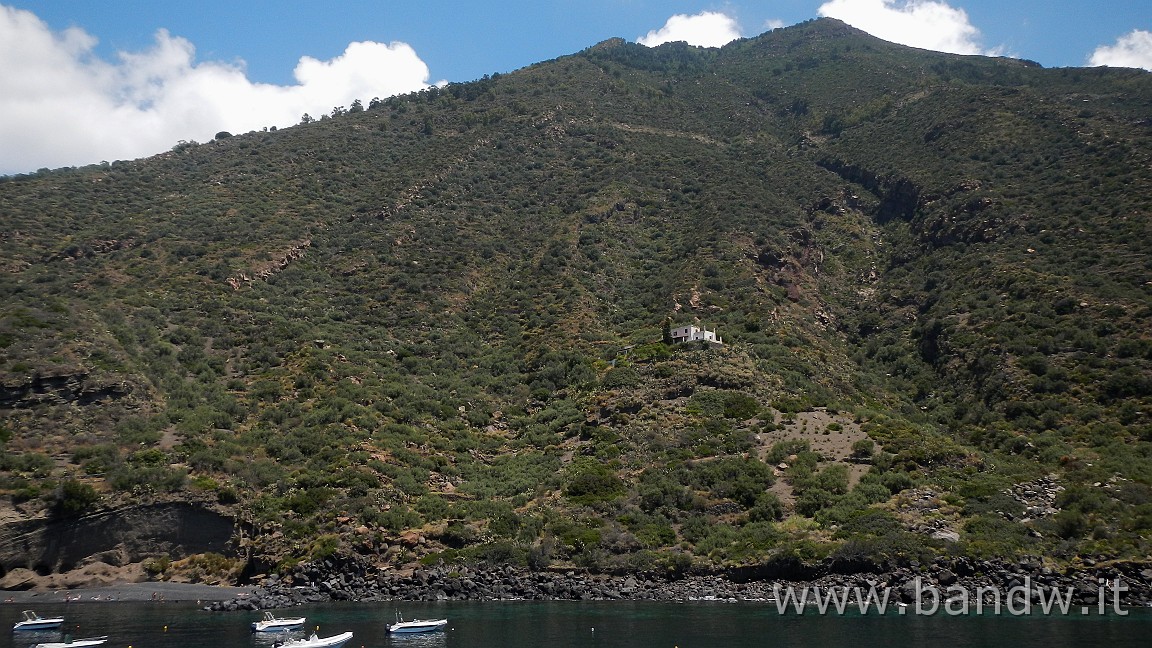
[2,581,254,604]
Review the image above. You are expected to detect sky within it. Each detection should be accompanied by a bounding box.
[1,1,1149,175]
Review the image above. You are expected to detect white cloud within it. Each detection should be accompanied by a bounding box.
[0,5,434,175]
[817,0,993,56]
[1089,30,1152,70]
[638,11,743,48]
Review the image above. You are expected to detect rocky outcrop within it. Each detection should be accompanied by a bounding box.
[816,158,921,224]
[226,239,311,290]
[0,503,238,581]
[1006,475,1064,520]
[816,158,1017,247]
[44,238,138,262]
[205,555,1152,609]
[0,373,128,409]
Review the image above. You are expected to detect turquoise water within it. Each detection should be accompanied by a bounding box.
[3,601,1150,648]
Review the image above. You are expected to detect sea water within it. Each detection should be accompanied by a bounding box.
[3,600,1149,648]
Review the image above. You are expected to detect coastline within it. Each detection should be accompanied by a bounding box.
[4,556,1150,610]
[1,581,254,604]
[205,556,1152,611]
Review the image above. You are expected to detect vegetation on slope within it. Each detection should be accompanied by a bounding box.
[1,19,1149,581]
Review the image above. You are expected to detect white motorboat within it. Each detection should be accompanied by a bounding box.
[271,631,353,648]
[252,611,307,632]
[12,610,64,631]
[31,636,108,648]
[386,613,448,634]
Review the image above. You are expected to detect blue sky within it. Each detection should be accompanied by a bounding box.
[1,1,1149,174]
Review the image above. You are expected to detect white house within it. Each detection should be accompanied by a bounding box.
[668,324,723,345]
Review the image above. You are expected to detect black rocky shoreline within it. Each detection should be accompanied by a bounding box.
[207,555,1152,611]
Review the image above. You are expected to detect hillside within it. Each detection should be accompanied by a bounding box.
[1,18,1150,585]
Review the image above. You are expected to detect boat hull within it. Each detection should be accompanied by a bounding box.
[387,619,448,633]
[13,621,65,631]
[31,636,108,648]
[13,612,65,632]
[252,619,306,632]
[272,631,353,647]
[252,611,307,633]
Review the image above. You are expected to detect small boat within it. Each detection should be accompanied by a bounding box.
[31,636,108,648]
[271,631,353,648]
[386,612,448,634]
[12,610,64,631]
[252,611,307,632]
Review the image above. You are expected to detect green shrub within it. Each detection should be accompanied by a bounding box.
[216,485,239,504]
[549,518,604,554]
[794,487,839,517]
[285,488,335,516]
[563,460,624,504]
[601,366,641,388]
[469,540,528,566]
[180,552,242,581]
[378,506,422,532]
[689,456,775,507]
[748,492,785,521]
[438,521,477,548]
[107,463,187,492]
[636,522,676,548]
[639,471,695,512]
[832,508,902,538]
[830,532,930,564]
[489,508,522,538]
[2,452,54,477]
[71,443,120,471]
[419,549,461,566]
[143,555,171,576]
[961,515,1035,558]
[851,438,875,459]
[722,392,761,419]
[116,416,164,446]
[630,343,671,362]
[879,470,916,494]
[310,534,341,560]
[688,390,760,419]
[765,439,810,464]
[52,479,100,516]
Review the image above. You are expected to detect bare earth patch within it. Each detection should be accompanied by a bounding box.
[756,408,871,506]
